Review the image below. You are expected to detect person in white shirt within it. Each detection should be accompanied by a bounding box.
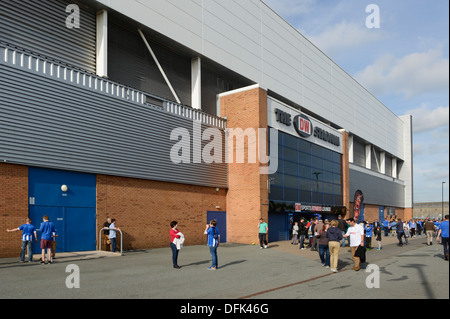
[343,218,365,271]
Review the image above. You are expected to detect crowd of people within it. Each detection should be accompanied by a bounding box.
[5,214,449,272]
[289,214,450,272]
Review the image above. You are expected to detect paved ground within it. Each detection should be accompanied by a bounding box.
[0,234,448,303]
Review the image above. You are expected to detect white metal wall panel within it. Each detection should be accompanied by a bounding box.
[94,0,408,161]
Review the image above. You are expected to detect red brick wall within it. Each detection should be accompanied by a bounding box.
[96,175,227,250]
[220,87,269,244]
[0,163,28,258]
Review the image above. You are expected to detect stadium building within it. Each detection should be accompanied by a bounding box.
[0,0,413,257]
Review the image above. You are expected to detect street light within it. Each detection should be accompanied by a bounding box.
[442,182,446,220]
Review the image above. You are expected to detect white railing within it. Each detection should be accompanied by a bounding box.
[0,42,227,129]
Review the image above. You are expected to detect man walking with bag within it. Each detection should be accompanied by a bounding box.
[344,218,365,271]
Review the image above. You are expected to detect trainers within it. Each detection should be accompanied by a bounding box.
[208,266,216,270]
[264,245,268,249]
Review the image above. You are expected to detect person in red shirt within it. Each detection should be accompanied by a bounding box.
[170,221,181,269]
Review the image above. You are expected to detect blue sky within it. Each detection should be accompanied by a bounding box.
[263,0,449,203]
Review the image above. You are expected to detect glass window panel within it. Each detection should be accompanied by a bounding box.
[311,170,323,182]
[284,161,298,176]
[284,147,298,163]
[334,195,343,206]
[299,190,311,202]
[272,158,283,174]
[323,182,334,194]
[284,134,298,150]
[332,163,341,174]
[299,165,311,178]
[299,153,311,166]
[270,172,284,187]
[323,171,333,183]
[299,178,311,191]
[333,152,341,164]
[312,191,323,204]
[299,139,310,154]
[284,174,298,189]
[324,193,334,205]
[269,186,283,200]
[284,188,298,202]
[311,144,323,157]
[311,156,323,169]
[333,173,341,184]
[312,180,323,192]
[323,148,333,160]
[323,159,333,172]
[334,184,342,195]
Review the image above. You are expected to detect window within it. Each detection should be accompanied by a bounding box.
[269,131,343,207]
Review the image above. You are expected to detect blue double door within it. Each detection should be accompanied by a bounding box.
[28,167,96,254]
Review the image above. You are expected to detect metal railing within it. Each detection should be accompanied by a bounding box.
[0,42,227,129]
[98,228,123,255]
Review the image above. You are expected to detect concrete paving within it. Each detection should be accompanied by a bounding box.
[0,234,448,301]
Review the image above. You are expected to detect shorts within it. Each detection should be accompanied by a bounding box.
[40,239,52,249]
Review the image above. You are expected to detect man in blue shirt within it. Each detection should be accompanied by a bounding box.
[437,215,449,261]
[382,219,390,236]
[204,220,220,270]
[7,218,37,262]
[39,215,56,264]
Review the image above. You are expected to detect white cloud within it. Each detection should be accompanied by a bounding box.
[355,49,449,98]
[406,105,449,133]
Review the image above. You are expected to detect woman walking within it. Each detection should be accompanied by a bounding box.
[316,223,330,268]
[326,220,343,273]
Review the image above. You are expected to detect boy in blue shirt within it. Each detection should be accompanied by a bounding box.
[39,215,56,264]
[204,220,220,270]
[7,218,37,262]
[364,223,374,249]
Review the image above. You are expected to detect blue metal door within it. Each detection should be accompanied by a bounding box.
[28,167,96,253]
[207,211,227,243]
[379,206,385,222]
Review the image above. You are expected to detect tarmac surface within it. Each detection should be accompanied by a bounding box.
[0,234,448,302]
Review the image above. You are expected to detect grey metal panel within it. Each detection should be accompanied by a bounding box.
[349,168,404,208]
[0,0,96,73]
[0,63,227,188]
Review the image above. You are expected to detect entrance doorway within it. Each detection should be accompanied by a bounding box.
[28,167,96,253]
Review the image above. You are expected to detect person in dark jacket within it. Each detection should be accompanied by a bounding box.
[374,225,382,250]
[395,218,405,246]
[327,220,343,272]
[298,218,308,250]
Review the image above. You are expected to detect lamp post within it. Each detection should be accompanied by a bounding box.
[442,182,446,220]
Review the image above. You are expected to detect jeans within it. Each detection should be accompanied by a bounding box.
[299,235,306,248]
[259,233,267,247]
[318,244,330,266]
[110,238,117,252]
[397,231,404,245]
[209,246,218,268]
[20,240,33,262]
[442,237,449,257]
[383,227,389,237]
[170,243,179,267]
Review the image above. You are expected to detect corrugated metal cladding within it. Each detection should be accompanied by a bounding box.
[349,168,404,208]
[0,63,228,189]
[0,0,96,73]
